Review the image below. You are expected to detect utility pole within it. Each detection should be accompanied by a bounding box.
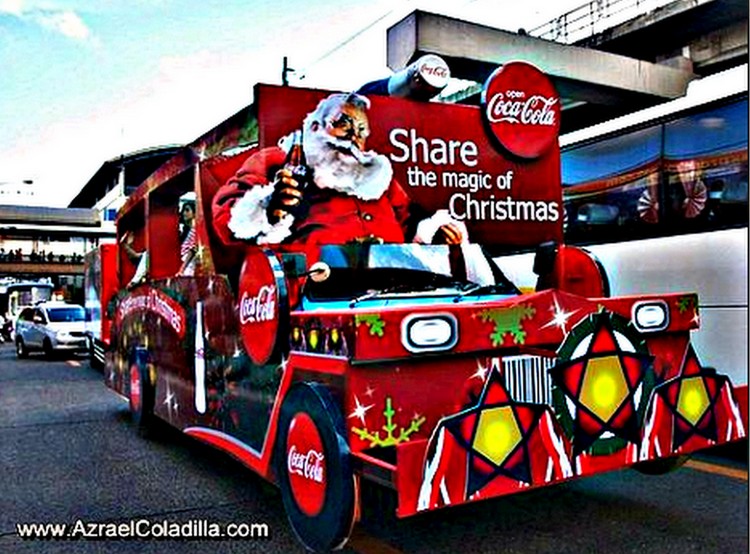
[282,56,295,86]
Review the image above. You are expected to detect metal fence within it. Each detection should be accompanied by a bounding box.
[530,0,682,43]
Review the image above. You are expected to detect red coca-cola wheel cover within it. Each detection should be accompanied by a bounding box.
[236,248,283,365]
[286,412,327,517]
[481,61,560,159]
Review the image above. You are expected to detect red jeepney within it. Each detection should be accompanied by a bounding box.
[103,61,746,551]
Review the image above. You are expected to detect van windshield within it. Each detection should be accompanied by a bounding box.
[306,244,518,301]
[47,307,85,322]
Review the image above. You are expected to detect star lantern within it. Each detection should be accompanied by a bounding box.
[650,345,737,451]
[550,311,656,457]
[439,368,551,495]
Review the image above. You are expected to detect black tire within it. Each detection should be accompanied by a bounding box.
[128,349,155,437]
[15,338,28,359]
[632,455,688,475]
[359,479,398,532]
[43,338,54,359]
[275,383,357,552]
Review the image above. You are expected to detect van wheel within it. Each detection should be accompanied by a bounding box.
[15,338,28,359]
[275,383,357,552]
[43,338,54,359]
[129,350,155,437]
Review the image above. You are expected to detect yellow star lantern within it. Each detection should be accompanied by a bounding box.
[550,311,656,456]
[473,406,522,466]
[676,376,710,426]
[579,356,630,422]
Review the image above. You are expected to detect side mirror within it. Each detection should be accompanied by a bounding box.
[535,244,610,298]
[533,241,558,277]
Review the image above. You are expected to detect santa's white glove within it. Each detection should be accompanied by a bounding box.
[228,185,295,244]
[414,209,468,245]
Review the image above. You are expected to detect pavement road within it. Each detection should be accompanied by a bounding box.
[0,343,747,553]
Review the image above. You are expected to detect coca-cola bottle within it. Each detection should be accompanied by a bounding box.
[357,54,451,101]
[271,130,310,222]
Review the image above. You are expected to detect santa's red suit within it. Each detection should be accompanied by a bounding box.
[211,146,417,253]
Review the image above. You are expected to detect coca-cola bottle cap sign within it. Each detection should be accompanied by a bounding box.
[236,248,282,365]
[481,61,560,159]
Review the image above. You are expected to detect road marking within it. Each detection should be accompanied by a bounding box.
[685,459,748,482]
[348,527,405,554]
[66,360,81,367]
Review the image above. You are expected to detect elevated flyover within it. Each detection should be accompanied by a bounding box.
[386,1,746,132]
[0,204,113,278]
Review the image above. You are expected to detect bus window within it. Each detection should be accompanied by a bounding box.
[562,125,662,243]
[664,100,749,232]
[564,97,748,244]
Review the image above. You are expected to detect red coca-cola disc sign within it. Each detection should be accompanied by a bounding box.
[237,248,282,365]
[286,412,327,517]
[481,61,560,159]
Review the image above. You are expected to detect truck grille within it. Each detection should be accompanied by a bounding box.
[501,355,556,406]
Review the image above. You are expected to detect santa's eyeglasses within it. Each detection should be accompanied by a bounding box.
[327,112,370,139]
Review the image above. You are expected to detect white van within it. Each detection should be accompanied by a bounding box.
[15,302,87,358]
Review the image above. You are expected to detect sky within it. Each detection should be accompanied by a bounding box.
[0,0,586,207]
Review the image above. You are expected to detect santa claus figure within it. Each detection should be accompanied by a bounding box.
[211,92,467,254]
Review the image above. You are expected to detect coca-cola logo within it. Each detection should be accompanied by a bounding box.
[481,61,560,159]
[416,54,450,88]
[486,91,557,126]
[236,248,284,365]
[238,285,276,325]
[286,412,327,517]
[421,64,448,78]
[287,445,325,483]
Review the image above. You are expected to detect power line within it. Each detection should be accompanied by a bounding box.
[295,5,402,80]
[293,0,486,82]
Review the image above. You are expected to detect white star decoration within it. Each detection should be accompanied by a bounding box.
[163,381,179,420]
[542,295,578,334]
[471,361,490,382]
[691,312,701,326]
[349,395,374,425]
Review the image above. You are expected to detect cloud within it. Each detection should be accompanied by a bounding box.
[34,9,91,40]
[0,0,24,15]
[0,1,93,42]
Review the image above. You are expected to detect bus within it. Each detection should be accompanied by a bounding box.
[559,64,748,423]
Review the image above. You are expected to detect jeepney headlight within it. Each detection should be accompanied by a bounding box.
[401,314,458,353]
[632,301,669,332]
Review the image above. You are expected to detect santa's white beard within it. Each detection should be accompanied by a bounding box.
[300,130,393,201]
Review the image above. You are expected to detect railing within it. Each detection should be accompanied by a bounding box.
[530,0,679,43]
[0,253,85,264]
